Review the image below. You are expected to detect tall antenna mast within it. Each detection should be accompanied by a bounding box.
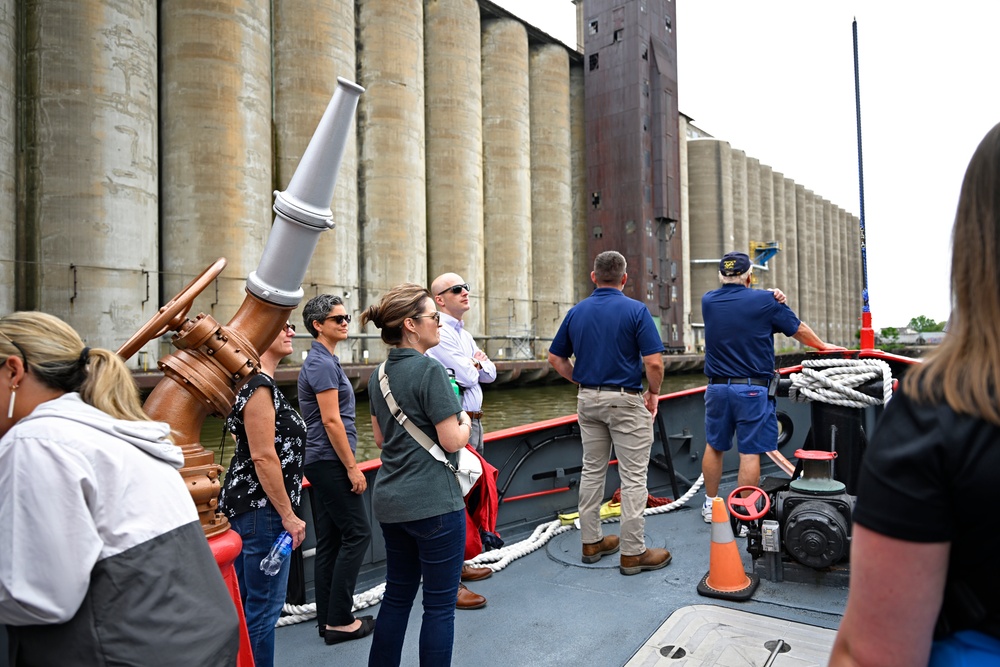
[854,18,875,350]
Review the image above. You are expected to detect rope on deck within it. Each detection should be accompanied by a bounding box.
[276,474,705,628]
[788,357,893,408]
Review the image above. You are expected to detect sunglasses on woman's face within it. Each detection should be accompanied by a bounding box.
[322,314,351,325]
[283,322,296,333]
[412,312,441,324]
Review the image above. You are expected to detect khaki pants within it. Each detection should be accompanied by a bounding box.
[576,388,653,557]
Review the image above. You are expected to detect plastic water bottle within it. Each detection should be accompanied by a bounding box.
[260,530,293,576]
[447,369,461,401]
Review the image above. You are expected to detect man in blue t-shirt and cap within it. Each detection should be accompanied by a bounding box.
[548,250,671,576]
[700,251,843,522]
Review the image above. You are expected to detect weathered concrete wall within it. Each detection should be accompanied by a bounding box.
[570,64,590,304]
[481,19,532,358]
[0,0,13,315]
[23,0,159,359]
[357,0,426,362]
[425,0,484,333]
[273,0,358,346]
[687,138,732,331]
[731,149,748,258]
[160,0,272,330]
[529,44,573,343]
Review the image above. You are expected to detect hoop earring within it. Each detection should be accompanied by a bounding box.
[7,384,17,420]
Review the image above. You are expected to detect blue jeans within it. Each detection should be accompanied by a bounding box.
[230,506,290,667]
[368,509,466,667]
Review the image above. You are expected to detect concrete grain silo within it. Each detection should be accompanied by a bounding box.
[570,64,590,303]
[357,0,426,349]
[529,44,573,344]
[0,0,13,315]
[160,0,272,330]
[771,170,786,312]
[731,150,749,259]
[425,0,485,333]
[745,156,761,266]
[782,177,800,346]
[481,19,532,358]
[23,0,159,359]
[679,117,694,352]
[273,0,358,347]
[839,207,851,342]
[687,138,733,342]
[830,205,844,344]
[820,198,834,342]
[849,213,861,330]
[758,162,773,290]
[795,186,814,333]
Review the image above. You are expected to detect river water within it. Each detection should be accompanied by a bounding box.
[172,346,929,469]
[201,373,709,467]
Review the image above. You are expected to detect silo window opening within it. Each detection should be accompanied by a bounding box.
[614,29,623,43]
[589,20,599,35]
[665,17,672,33]
[642,45,649,61]
[589,53,599,71]
[591,191,601,209]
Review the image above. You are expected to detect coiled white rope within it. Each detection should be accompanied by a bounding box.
[789,357,893,408]
[277,474,705,628]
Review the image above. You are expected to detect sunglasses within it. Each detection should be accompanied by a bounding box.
[283,322,296,333]
[436,283,470,297]
[412,312,441,324]
[322,314,351,325]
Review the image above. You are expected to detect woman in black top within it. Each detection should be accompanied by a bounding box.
[220,322,306,667]
[831,124,1000,665]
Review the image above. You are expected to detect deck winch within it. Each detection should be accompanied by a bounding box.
[729,355,893,584]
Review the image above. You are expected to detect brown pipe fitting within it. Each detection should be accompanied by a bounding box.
[143,290,293,535]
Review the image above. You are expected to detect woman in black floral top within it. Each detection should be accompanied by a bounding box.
[219,322,306,667]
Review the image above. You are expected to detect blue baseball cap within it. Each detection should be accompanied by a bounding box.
[719,252,751,276]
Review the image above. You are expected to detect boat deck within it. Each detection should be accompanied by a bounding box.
[273,481,847,666]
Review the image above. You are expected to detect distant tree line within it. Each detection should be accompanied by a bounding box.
[878,315,947,349]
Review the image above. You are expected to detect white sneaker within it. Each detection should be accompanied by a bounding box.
[701,497,715,523]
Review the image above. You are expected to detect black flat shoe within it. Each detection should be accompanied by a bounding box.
[324,617,376,645]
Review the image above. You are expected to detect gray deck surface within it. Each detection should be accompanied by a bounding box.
[273,486,847,666]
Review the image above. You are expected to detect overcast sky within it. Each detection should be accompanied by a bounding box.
[495,0,1000,329]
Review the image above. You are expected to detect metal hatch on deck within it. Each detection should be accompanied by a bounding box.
[626,604,836,666]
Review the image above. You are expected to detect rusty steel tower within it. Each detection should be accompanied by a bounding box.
[583,0,683,350]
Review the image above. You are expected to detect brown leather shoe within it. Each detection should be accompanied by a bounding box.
[619,548,672,575]
[581,534,620,564]
[456,583,487,610]
[461,564,493,582]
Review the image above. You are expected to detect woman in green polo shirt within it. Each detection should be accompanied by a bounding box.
[361,283,472,666]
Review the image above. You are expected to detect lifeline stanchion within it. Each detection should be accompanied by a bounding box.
[696,496,759,601]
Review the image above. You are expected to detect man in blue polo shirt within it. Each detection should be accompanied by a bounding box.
[548,250,670,576]
[701,251,843,522]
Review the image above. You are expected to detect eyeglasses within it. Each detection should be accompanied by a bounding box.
[0,330,28,370]
[283,322,296,333]
[412,312,441,324]
[321,314,351,325]
[436,283,470,297]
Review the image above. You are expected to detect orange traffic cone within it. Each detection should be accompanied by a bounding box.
[696,496,759,601]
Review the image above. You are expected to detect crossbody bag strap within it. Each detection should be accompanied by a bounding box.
[378,362,456,472]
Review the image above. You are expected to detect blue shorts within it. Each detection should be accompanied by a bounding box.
[704,383,777,455]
